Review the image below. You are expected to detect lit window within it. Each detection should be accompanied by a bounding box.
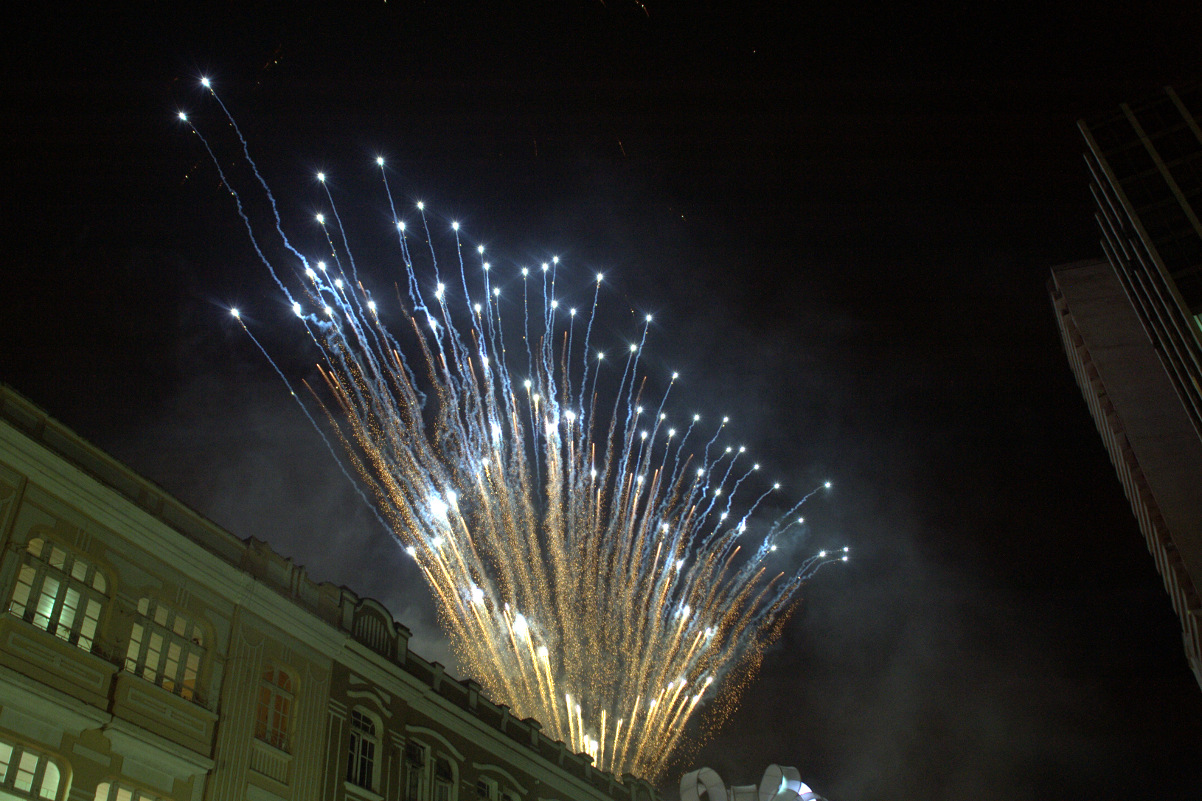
[255,664,293,751]
[7,538,107,652]
[0,739,61,800]
[124,598,205,702]
[346,709,378,790]
[93,782,165,801]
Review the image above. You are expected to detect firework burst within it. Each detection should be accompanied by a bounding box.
[180,80,846,781]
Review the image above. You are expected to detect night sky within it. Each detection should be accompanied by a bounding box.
[5,2,1202,799]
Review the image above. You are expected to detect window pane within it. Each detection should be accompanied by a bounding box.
[59,587,81,635]
[9,565,36,617]
[39,762,58,800]
[14,752,37,791]
[34,577,59,628]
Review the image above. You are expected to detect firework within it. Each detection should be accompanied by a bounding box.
[180,81,846,781]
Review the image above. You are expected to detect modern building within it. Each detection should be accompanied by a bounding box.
[0,385,660,801]
[1049,85,1202,691]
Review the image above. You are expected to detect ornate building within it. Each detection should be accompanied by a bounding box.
[0,385,660,801]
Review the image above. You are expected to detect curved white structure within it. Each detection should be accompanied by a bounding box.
[681,765,825,801]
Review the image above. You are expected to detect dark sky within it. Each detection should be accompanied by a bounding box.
[5,2,1202,799]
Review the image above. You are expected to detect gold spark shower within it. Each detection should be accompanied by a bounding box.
[181,81,846,781]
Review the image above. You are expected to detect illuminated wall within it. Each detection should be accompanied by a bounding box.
[0,385,660,801]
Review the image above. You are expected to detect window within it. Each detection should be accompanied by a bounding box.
[403,742,427,801]
[254,664,293,751]
[433,758,454,801]
[0,740,61,800]
[123,598,205,702]
[7,538,107,652]
[476,778,497,801]
[93,783,164,801]
[346,709,378,790]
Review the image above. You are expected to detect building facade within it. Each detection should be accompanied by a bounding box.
[0,386,660,801]
[1050,85,1202,690]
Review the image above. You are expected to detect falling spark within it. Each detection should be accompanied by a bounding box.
[179,84,847,781]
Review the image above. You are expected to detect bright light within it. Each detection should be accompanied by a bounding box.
[376,156,384,166]
[405,546,417,558]
[317,172,325,183]
[825,480,832,489]
[315,213,325,224]
[178,111,188,121]
[201,77,211,88]
[293,302,302,316]
[230,308,240,318]
[513,613,529,638]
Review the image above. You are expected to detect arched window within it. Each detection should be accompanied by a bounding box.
[0,739,62,800]
[93,782,165,801]
[476,777,497,801]
[433,757,455,801]
[7,537,107,652]
[403,741,427,801]
[123,598,205,702]
[346,708,379,790]
[254,664,293,751]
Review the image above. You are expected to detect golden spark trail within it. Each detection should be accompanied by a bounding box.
[181,84,849,781]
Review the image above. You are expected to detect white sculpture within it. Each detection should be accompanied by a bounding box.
[680,765,825,801]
